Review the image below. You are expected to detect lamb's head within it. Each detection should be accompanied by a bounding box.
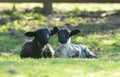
[57,28,80,44]
[24,27,58,45]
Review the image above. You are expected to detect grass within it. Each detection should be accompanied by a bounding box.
[0,3,120,77]
[1,3,120,12]
[53,3,120,12]
[0,53,120,77]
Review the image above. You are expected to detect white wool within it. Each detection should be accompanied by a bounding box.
[55,39,71,58]
[54,38,96,58]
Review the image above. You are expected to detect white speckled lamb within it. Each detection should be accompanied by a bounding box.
[54,28,97,58]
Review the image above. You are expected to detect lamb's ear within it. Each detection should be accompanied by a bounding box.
[50,27,59,36]
[24,31,36,37]
[70,30,80,37]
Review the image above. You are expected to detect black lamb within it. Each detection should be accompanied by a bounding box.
[20,27,58,58]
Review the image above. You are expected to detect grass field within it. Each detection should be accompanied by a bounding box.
[0,53,120,77]
[0,3,120,77]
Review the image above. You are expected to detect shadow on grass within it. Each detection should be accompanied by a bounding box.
[62,10,120,36]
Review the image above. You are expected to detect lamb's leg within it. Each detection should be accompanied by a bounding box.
[84,47,97,58]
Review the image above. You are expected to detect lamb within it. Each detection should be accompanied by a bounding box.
[54,28,97,58]
[20,27,58,58]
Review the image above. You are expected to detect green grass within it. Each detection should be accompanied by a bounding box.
[1,3,120,12]
[53,3,120,12]
[0,3,120,77]
[0,53,120,77]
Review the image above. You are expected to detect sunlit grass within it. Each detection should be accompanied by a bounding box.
[0,3,43,11]
[71,32,120,53]
[53,3,120,12]
[0,3,120,12]
[0,53,120,77]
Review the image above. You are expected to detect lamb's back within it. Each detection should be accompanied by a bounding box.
[70,44,97,58]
